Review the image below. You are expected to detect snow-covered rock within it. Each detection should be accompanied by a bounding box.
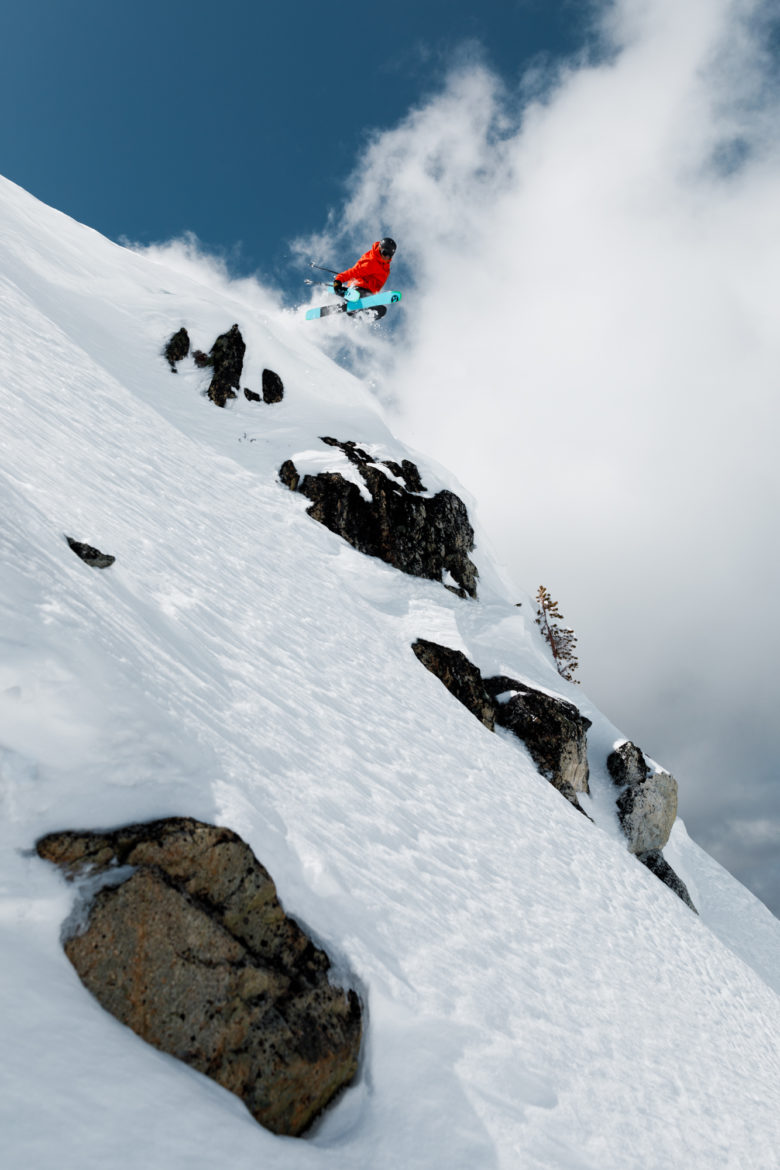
[280,439,478,597]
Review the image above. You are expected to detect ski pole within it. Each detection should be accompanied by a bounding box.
[304,278,335,288]
[309,262,340,276]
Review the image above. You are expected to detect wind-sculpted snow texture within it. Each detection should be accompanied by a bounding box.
[1,175,780,1170]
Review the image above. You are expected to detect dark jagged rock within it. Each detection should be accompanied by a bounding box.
[412,640,495,730]
[485,675,591,814]
[382,458,426,493]
[36,817,362,1136]
[244,387,261,402]
[206,324,245,407]
[606,740,649,788]
[193,349,211,368]
[638,849,698,913]
[280,439,478,598]
[66,536,115,569]
[262,368,284,404]
[164,327,190,371]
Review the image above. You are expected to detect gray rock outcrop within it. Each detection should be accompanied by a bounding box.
[280,439,478,598]
[607,740,696,911]
[36,817,362,1136]
[607,741,678,854]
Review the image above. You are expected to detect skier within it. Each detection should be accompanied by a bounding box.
[333,238,397,319]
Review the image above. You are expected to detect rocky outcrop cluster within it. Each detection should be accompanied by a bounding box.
[157,326,697,927]
[412,640,591,816]
[280,439,478,598]
[37,817,362,1136]
[163,325,284,406]
[607,741,696,911]
[412,640,696,909]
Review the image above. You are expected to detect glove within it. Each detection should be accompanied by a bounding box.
[332,279,345,296]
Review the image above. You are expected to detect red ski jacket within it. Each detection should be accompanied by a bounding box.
[336,242,391,295]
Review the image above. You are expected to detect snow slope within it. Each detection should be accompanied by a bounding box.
[0,175,778,1170]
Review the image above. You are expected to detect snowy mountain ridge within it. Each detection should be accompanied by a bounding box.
[0,174,778,1169]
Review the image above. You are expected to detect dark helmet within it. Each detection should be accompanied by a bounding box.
[379,238,397,258]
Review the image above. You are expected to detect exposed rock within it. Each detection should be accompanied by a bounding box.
[66,536,115,569]
[193,349,211,368]
[410,640,590,814]
[262,368,284,404]
[607,740,695,912]
[206,324,245,407]
[320,439,426,493]
[485,675,591,814]
[607,741,678,854]
[280,438,478,598]
[606,740,649,789]
[279,458,300,490]
[412,640,495,730]
[164,327,190,371]
[381,458,426,493]
[638,850,698,913]
[616,772,679,855]
[36,817,362,1137]
[244,387,261,402]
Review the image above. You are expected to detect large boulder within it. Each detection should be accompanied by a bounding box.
[485,675,592,814]
[607,741,678,854]
[280,439,478,598]
[36,817,362,1136]
[607,741,696,912]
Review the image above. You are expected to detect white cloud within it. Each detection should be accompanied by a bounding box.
[127,232,283,314]
[306,0,780,911]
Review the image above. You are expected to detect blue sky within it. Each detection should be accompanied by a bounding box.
[2,0,587,285]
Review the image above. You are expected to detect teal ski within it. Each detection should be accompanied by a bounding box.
[305,289,402,321]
